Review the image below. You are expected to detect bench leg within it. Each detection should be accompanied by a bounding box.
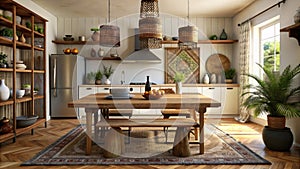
[103,127,125,158]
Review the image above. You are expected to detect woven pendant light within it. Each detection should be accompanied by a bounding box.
[100,0,120,47]
[140,0,159,18]
[139,0,162,49]
[178,0,198,48]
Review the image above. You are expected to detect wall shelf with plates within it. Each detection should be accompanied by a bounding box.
[280,22,300,46]
[0,0,47,143]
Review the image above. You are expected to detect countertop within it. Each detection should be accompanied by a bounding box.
[79,83,240,87]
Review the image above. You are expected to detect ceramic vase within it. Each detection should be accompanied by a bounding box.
[20,34,26,43]
[91,31,100,41]
[203,74,210,84]
[220,29,228,40]
[95,80,101,85]
[176,82,182,94]
[104,78,111,85]
[210,74,217,84]
[0,79,10,101]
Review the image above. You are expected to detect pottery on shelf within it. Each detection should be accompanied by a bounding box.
[0,79,10,101]
[20,34,26,43]
[220,29,228,40]
[176,81,182,94]
[203,74,210,84]
[104,79,111,85]
[91,31,100,41]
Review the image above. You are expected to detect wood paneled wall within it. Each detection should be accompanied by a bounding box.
[54,15,235,84]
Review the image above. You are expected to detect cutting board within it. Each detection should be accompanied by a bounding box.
[205,53,230,74]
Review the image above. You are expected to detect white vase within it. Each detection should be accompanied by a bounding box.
[104,78,111,85]
[210,74,217,84]
[203,74,210,84]
[176,82,182,94]
[0,79,10,101]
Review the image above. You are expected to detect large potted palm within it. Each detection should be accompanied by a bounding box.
[242,64,300,151]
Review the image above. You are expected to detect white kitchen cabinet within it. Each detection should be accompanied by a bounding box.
[182,87,202,93]
[220,87,239,115]
[202,87,222,115]
[78,86,98,119]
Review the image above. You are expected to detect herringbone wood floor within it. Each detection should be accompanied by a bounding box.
[0,118,299,169]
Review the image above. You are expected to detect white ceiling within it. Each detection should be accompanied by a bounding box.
[31,0,256,18]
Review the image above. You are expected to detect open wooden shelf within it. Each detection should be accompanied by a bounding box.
[162,39,238,44]
[52,40,87,45]
[85,56,122,60]
[280,22,300,46]
[0,0,47,143]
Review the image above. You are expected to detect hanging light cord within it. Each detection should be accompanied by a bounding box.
[187,0,190,26]
[108,0,111,23]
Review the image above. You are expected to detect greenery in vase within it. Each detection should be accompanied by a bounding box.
[173,72,185,83]
[225,68,236,79]
[0,28,13,37]
[90,28,99,32]
[95,70,103,80]
[86,72,96,82]
[103,65,114,79]
[242,63,300,118]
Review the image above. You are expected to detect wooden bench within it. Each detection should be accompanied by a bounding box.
[96,118,200,157]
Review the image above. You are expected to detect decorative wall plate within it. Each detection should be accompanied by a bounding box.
[205,53,230,74]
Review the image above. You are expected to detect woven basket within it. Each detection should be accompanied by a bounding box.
[178,26,198,46]
[140,0,159,18]
[139,17,162,39]
[100,25,120,47]
[267,115,286,129]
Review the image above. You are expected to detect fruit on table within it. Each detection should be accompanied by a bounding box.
[144,89,165,96]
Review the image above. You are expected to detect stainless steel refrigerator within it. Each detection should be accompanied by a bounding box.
[50,54,85,118]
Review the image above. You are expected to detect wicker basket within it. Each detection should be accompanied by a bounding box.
[267,115,286,129]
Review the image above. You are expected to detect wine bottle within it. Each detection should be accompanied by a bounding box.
[145,76,151,92]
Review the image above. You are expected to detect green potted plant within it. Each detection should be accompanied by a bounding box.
[0,52,8,68]
[173,72,185,94]
[0,28,13,40]
[86,72,96,84]
[242,63,300,151]
[224,68,236,83]
[103,65,114,85]
[90,28,100,41]
[95,70,102,85]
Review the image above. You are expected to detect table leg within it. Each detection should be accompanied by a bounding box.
[198,107,206,154]
[85,108,97,155]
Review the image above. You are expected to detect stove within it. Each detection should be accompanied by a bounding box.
[129,82,157,85]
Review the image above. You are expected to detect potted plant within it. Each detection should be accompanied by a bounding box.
[224,68,236,83]
[242,63,300,151]
[95,70,102,85]
[174,72,185,94]
[0,52,8,68]
[86,72,96,84]
[90,28,100,41]
[103,65,114,85]
[0,28,13,40]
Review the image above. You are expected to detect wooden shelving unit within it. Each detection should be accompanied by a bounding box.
[280,22,300,46]
[0,0,47,143]
[84,56,122,60]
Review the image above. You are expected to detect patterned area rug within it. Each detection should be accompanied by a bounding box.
[22,124,271,165]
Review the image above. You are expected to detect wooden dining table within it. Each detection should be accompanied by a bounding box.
[68,93,221,155]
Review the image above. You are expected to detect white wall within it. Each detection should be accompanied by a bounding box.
[55,14,235,84]
[15,0,58,120]
[280,0,300,147]
[233,0,300,146]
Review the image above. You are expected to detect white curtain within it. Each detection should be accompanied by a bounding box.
[235,21,251,123]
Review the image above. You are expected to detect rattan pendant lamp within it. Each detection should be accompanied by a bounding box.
[139,0,162,49]
[100,0,120,47]
[178,0,198,48]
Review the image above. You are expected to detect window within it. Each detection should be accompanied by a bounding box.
[252,16,280,78]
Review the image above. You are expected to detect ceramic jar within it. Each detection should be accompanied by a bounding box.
[294,7,300,23]
[176,82,182,94]
[210,74,217,84]
[0,117,12,134]
[91,31,100,41]
[0,79,10,101]
[203,74,210,84]
[220,29,228,40]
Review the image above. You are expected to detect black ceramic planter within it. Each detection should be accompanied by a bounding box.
[262,126,293,151]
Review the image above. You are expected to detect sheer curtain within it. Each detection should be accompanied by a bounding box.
[235,21,251,123]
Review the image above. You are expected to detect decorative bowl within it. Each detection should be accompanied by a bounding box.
[16,115,38,128]
[16,89,25,98]
[142,94,162,100]
[110,88,130,97]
